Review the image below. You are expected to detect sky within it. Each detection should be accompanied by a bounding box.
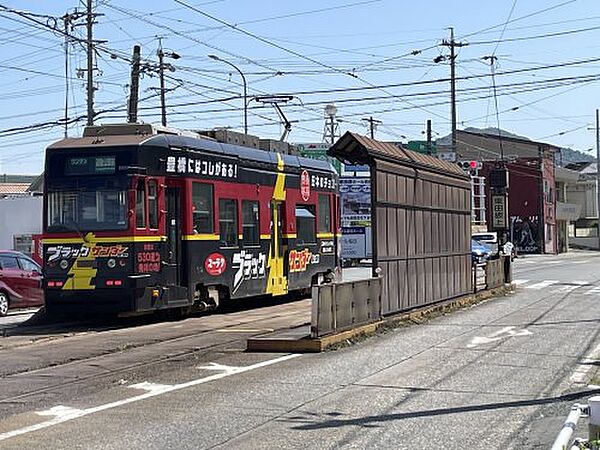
[1,0,599,174]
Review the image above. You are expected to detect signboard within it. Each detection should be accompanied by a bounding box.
[295,143,341,173]
[491,195,508,229]
[340,227,372,259]
[340,177,372,259]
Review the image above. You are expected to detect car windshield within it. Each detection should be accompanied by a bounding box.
[47,178,129,231]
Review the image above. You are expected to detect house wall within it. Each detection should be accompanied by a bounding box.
[0,196,43,250]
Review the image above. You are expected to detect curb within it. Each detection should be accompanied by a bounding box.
[247,284,513,353]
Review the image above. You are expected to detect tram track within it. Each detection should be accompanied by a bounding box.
[0,299,311,407]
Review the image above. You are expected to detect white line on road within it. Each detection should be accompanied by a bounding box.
[512,279,529,286]
[525,280,559,290]
[0,353,300,442]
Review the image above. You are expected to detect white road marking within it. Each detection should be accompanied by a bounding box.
[572,260,591,264]
[0,353,300,442]
[571,342,600,384]
[467,326,533,348]
[512,279,529,286]
[584,287,600,296]
[525,280,559,290]
[197,362,243,373]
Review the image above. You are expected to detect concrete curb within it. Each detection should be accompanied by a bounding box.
[247,285,513,353]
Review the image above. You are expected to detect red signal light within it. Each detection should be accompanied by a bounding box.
[469,160,477,169]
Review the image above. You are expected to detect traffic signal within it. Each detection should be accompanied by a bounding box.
[457,160,481,174]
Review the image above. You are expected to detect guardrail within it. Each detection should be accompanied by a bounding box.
[551,396,600,449]
[310,277,382,338]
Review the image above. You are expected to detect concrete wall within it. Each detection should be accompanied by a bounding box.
[0,196,42,249]
[570,236,599,250]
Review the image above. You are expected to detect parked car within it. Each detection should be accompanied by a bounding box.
[472,239,493,264]
[472,232,499,256]
[0,251,43,316]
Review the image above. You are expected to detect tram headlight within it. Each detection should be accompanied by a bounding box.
[60,260,69,270]
[107,258,116,269]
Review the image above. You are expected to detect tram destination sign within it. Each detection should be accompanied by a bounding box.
[65,156,116,175]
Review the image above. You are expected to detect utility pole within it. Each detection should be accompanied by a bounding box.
[426,119,432,155]
[441,28,467,153]
[86,0,94,126]
[483,55,504,161]
[362,116,382,139]
[128,45,141,123]
[157,39,167,127]
[62,13,71,137]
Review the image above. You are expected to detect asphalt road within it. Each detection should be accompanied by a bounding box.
[1,252,599,449]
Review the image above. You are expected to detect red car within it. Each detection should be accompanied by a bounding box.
[0,251,43,316]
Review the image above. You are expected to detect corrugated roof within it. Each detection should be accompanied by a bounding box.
[0,183,31,194]
[329,132,466,176]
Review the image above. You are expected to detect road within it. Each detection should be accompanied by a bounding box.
[0,252,599,448]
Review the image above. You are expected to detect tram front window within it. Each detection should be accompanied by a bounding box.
[47,179,128,231]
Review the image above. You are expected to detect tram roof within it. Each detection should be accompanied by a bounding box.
[47,125,337,175]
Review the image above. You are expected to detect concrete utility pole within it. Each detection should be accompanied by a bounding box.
[441,28,467,153]
[426,119,432,154]
[127,45,141,123]
[86,0,94,126]
[483,55,504,161]
[362,116,382,139]
[157,40,167,127]
[62,13,71,137]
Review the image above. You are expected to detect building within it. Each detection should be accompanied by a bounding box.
[554,167,581,252]
[0,174,43,258]
[451,130,560,254]
[565,161,599,249]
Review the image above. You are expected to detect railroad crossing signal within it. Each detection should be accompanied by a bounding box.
[457,160,481,175]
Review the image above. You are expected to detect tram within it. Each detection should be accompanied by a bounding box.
[42,124,340,315]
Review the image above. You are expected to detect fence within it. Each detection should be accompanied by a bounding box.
[310,277,382,338]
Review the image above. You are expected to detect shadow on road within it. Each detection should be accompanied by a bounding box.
[284,387,600,431]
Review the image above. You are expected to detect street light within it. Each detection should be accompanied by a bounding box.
[209,54,248,134]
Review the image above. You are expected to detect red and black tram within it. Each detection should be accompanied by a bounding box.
[43,124,340,315]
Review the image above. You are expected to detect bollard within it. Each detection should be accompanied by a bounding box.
[589,396,600,441]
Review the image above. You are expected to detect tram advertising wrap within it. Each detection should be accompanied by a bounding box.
[42,124,340,316]
[339,177,372,259]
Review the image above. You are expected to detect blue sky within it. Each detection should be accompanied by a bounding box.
[1,0,599,174]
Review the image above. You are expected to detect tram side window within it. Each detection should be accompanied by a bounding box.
[318,194,331,233]
[296,205,316,245]
[219,198,238,247]
[136,179,146,228]
[148,180,158,230]
[242,200,260,246]
[192,183,213,234]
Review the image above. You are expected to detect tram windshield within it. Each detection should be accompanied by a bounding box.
[47,177,129,232]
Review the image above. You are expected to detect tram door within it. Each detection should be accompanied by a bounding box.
[164,187,181,286]
[268,201,288,296]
